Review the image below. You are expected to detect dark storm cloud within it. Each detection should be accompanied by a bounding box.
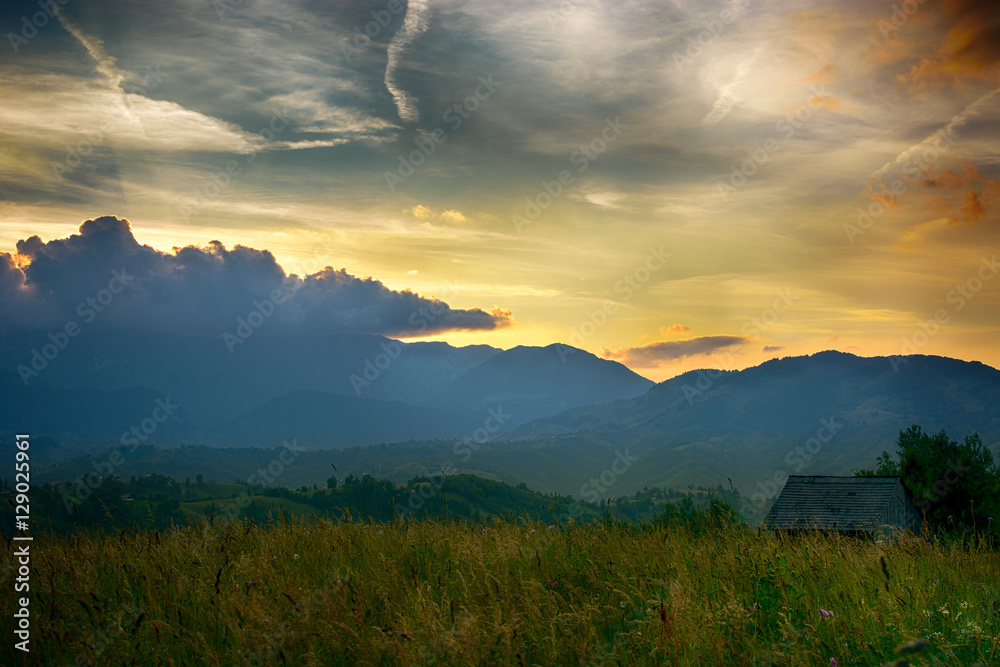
[0,216,512,336]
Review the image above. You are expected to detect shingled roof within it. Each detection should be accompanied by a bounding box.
[764,475,919,532]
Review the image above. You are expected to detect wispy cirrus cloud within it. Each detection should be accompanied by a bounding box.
[385,0,431,123]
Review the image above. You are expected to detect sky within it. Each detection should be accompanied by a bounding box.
[1,0,998,382]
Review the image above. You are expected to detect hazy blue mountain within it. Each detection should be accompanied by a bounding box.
[0,329,500,424]
[207,389,487,449]
[426,344,654,428]
[1,329,654,451]
[495,351,1000,496]
[0,370,200,467]
[25,352,1000,503]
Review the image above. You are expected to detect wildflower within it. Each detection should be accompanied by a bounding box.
[293,554,299,560]
[481,528,486,534]
[819,608,834,618]
[530,529,536,534]
[830,659,838,667]
[548,525,555,530]
[931,579,938,585]
[751,602,761,611]
[989,517,994,522]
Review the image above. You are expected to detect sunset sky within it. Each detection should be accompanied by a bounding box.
[1,0,998,381]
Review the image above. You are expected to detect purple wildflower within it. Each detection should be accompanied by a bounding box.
[831,659,838,667]
[530,529,536,534]
[819,608,833,618]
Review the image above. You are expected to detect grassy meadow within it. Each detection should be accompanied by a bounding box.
[5,513,999,666]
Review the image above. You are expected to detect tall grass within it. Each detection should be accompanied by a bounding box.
[6,513,998,665]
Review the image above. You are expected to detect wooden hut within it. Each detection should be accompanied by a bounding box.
[764,476,920,535]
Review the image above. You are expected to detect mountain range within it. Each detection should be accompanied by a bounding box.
[15,337,1000,503]
[0,330,652,460]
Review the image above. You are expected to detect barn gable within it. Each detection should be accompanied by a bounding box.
[764,476,920,533]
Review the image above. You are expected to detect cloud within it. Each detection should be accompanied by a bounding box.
[702,46,762,127]
[659,324,690,335]
[411,204,432,219]
[440,209,468,223]
[870,85,1000,181]
[385,0,431,123]
[0,216,512,337]
[762,345,785,353]
[54,4,133,95]
[905,0,1000,87]
[408,205,468,224]
[602,335,749,367]
[894,160,1000,244]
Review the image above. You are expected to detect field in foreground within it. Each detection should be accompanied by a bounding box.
[4,515,998,666]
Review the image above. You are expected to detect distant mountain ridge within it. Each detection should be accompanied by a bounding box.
[427,344,654,428]
[27,351,1000,502]
[0,329,653,460]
